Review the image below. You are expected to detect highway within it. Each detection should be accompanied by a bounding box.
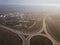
[0,15,47,35]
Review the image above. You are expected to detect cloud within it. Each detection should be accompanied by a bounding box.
[0,0,60,5]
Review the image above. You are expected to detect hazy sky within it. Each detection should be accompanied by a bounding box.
[0,0,60,5]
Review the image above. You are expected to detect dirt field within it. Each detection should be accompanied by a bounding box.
[45,15,60,42]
